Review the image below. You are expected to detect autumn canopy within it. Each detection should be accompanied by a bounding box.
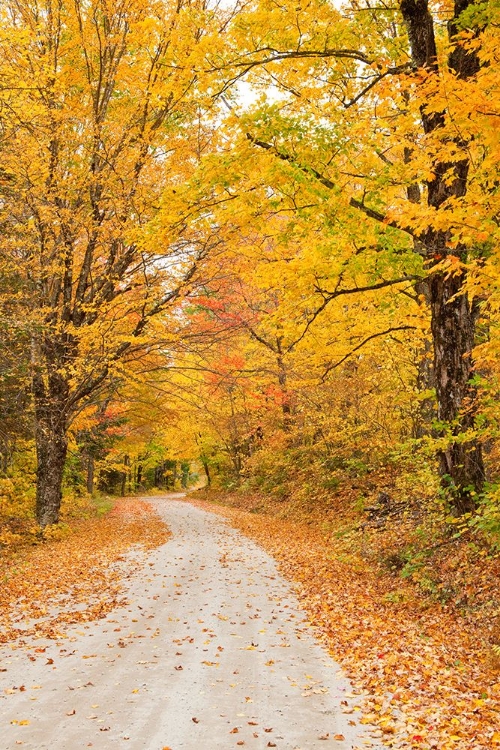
[0,0,499,532]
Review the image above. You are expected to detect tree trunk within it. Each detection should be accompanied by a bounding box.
[400,0,485,513]
[429,270,485,512]
[121,454,129,496]
[201,457,211,487]
[276,353,292,425]
[32,356,70,527]
[35,409,68,527]
[86,454,95,495]
[181,461,189,489]
[0,436,9,474]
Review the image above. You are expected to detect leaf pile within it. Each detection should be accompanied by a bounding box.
[0,498,170,645]
[192,494,500,750]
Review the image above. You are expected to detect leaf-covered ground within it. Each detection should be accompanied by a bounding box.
[2,491,499,747]
[0,498,170,645]
[191,491,500,750]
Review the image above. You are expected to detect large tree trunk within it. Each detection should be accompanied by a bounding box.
[400,0,484,513]
[429,270,485,513]
[32,337,71,526]
[34,396,68,527]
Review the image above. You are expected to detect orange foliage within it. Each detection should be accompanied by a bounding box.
[0,499,170,645]
[193,493,500,750]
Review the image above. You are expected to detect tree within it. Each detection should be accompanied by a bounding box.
[154,186,427,495]
[0,0,225,525]
[204,0,499,512]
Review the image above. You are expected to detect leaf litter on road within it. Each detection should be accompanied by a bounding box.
[191,497,500,750]
[0,498,170,645]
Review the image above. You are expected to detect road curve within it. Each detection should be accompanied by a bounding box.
[0,495,381,750]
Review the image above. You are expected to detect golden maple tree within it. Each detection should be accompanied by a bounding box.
[0,0,227,524]
[0,0,500,524]
[183,0,500,513]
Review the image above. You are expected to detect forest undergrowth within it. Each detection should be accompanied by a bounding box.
[191,483,500,750]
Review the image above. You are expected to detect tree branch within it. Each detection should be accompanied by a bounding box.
[321,325,417,381]
[247,134,418,238]
[315,275,420,299]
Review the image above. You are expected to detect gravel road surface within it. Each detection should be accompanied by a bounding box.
[0,495,381,750]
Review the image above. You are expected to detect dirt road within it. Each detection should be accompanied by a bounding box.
[0,495,380,749]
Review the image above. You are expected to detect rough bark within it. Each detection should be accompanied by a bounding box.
[428,272,485,511]
[33,375,69,527]
[400,0,485,512]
